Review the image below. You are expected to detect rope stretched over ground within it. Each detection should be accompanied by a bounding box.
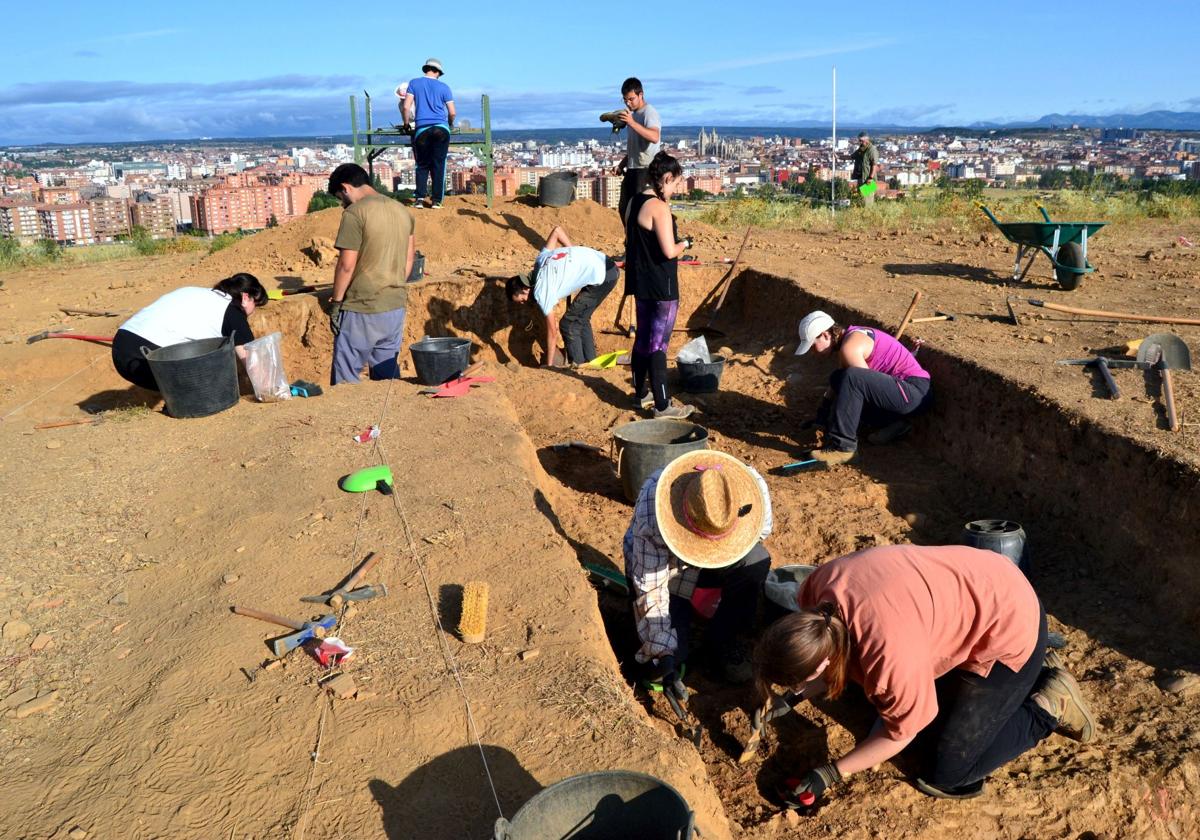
[0,353,105,421]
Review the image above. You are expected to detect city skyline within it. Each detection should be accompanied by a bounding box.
[2,0,1199,145]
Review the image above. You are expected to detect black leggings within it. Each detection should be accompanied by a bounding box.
[111,329,161,391]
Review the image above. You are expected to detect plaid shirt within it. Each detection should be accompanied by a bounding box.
[623,465,773,665]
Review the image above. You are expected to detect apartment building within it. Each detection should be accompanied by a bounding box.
[190,174,319,234]
[131,193,176,239]
[0,199,41,243]
[90,196,132,242]
[39,204,94,244]
[595,175,621,210]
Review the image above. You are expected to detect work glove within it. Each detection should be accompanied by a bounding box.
[642,655,682,693]
[328,300,344,338]
[779,763,842,809]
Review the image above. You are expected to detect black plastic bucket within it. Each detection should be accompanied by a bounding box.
[493,771,694,840]
[538,172,578,207]
[612,418,708,502]
[409,337,472,385]
[677,355,726,393]
[142,336,239,419]
[962,519,1029,575]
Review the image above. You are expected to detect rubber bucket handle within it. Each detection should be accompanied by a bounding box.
[492,817,512,840]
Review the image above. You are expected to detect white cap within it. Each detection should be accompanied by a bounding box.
[395,82,408,98]
[795,310,835,355]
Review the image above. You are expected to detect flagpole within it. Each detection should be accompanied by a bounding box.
[831,66,837,216]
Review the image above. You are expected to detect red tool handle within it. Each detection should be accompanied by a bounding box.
[52,334,115,343]
[232,605,305,631]
[344,552,380,591]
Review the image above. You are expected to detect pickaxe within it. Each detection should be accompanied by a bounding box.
[300,552,388,609]
[27,331,114,345]
[231,606,337,657]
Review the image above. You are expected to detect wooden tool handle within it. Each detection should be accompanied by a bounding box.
[1162,368,1180,432]
[1026,299,1200,327]
[232,606,304,631]
[894,290,924,339]
[345,552,380,591]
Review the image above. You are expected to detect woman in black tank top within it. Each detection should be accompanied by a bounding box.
[623,151,695,418]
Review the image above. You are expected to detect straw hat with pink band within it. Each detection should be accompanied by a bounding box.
[655,450,766,569]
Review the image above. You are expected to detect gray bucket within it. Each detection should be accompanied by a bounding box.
[961,519,1028,575]
[494,771,694,840]
[677,355,726,393]
[142,336,239,419]
[409,337,472,385]
[612,418,708,502]
[538,172,578,207]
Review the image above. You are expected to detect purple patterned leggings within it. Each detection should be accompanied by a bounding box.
[633,299,679,354]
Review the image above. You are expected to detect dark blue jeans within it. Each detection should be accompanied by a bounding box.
[824,368,932,451]
[413,126,450,203]
[664,544,770,664]
[917,604,1057,792]
[560,259,619,364]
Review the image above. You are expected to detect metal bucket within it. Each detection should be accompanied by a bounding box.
[409,337,472,385]
[961,519,1029,575]
[677,355,726,393]
[494,771,694,840]
[142,336,239,419]
[612,418,708,502]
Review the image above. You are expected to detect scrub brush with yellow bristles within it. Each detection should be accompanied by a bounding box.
[459,581,489,644]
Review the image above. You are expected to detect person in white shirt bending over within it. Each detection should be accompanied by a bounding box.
[506,225,620,367]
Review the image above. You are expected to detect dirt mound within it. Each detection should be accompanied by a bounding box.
[202,194,727,283]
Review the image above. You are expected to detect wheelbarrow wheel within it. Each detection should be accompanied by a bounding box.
[1055,241,1085,291]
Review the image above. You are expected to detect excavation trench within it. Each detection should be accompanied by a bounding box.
[258,266,1200,838]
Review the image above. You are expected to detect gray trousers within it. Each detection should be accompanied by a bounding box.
[332,308,407,385]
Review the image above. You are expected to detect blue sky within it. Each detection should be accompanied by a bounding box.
[1,0,1197,145]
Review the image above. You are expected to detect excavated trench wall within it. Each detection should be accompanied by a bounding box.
[258,267,1200,631]
[727,269,1200,631]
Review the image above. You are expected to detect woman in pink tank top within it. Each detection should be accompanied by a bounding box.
[793,310,933,465]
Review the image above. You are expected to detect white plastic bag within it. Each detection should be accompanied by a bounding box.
[676,334,711,364]
[243,332,291,402]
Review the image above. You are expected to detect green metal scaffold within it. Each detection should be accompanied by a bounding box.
[350,92,494,207]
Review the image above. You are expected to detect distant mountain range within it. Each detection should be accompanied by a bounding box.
[960,110,1200,131]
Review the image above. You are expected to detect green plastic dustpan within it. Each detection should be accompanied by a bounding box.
[588,349,629,369]
[859,181,878,197]
[340,465,394,493]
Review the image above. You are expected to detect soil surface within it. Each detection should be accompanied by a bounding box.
[1,195,1198,839]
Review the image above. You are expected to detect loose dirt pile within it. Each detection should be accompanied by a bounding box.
[2,196,1198,839]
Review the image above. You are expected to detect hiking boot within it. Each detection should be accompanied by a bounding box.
[1032,667,1096,743]
[709,641,753,684]
[809,447,856,466]
[654,402,695,420]
[868,419,912,446]
[915,778,986,800]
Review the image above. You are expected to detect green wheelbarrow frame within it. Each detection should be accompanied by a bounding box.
[979,204,1107,290]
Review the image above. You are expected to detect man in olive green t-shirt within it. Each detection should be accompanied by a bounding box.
[850,131,880,205]
[326,163,416,384]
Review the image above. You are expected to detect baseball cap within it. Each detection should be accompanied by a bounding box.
[795,310,835,356]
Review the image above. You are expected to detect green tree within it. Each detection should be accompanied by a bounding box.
[36,238,62,261]
[307,191,341,212]
[686,188,712,201]
[517,184,536,196]
[267,214,279,228]
[752,183,778,200]
[0,235,21,267]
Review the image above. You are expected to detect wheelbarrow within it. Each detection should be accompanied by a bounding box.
[979,204,1106,291]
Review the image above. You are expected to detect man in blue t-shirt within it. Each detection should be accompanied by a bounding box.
[403,58,456,209]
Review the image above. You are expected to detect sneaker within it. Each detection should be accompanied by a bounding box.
[430,203,442,209]
[809,448,856,466]
[634,392,654,410]
[1043,648,1065,670]
[868,419,912,446]
[1032,666,1096,743]
[914,778,986,800]
[654,403,696,420]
